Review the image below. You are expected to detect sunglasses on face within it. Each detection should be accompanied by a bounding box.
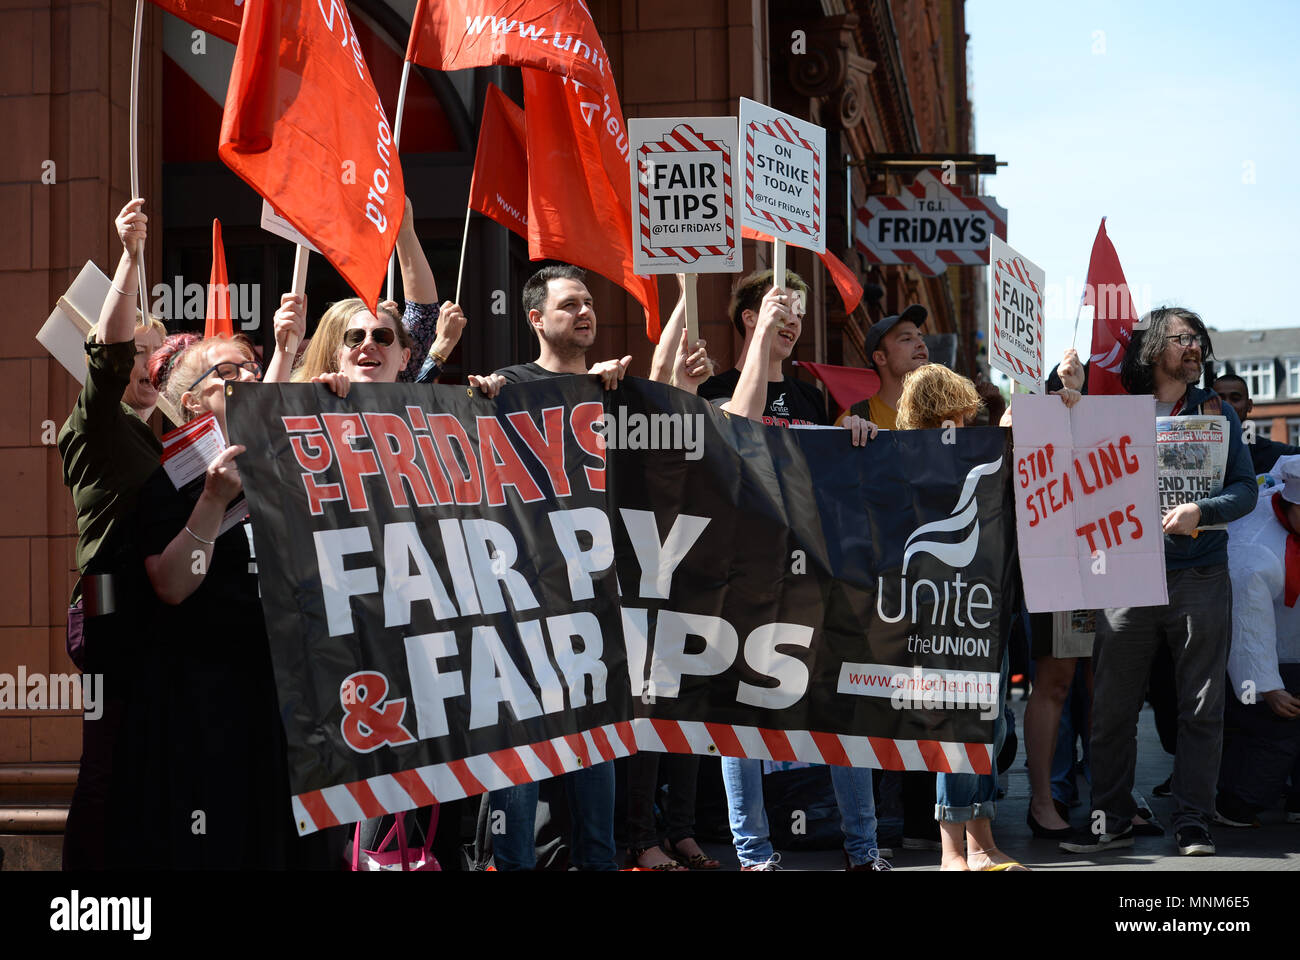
[343,327,397,349]
[186,359,263,393]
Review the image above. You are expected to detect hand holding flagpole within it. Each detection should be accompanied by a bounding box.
[286,245,308,359]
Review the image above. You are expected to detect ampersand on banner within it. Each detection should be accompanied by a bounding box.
[339,671,415,753]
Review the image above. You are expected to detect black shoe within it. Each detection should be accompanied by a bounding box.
[1152,776,1173,798]
[1176,825,1215,856]
[1027,808,1072,839]
[1059,824,1133,854]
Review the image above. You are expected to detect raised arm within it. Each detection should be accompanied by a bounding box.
[649,273,687,384]
[396,196,437,304]
[722,286,786,420]
[98,199,148,344]
[263,293,306,383]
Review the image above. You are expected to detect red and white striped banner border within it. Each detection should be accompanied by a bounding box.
[743,116,821,240]
[288,717,991,834]
[290,720,638,836]
[634,718,993,775]
[990,255,1043,381]
[637,123,734,263]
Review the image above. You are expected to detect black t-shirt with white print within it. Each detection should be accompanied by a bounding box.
[697,367,829,427]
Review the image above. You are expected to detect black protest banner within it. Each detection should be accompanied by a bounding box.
[608,383,1015,771]
[228,378,1013,834]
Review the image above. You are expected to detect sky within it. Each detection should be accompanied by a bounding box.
[966,0,1300,370]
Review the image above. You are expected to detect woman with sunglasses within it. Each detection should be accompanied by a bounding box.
[293,197,467,387]
[112,333,317,867]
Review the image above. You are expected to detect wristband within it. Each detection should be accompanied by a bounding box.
[184,525,216,546]
[111,281,137,298]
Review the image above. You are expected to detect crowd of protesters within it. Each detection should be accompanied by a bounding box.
[56,197,1294,871]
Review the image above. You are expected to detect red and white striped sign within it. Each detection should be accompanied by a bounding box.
[629,117,740,275]
[855,168,1007,277]
[738,98,825,253]
[989,236,1045,392]
[289,717,992,834]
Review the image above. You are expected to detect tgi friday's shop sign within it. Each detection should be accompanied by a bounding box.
[738,98,826,254]
[629,117,740,275]
[988,235,1045,393]
[855,168,1007,277]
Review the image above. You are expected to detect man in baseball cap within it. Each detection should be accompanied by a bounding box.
[836,304,929,430]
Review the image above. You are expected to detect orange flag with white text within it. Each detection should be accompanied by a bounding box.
[205,218,233,339]
[468,84,528,239]
[147,0,242,44]
[217,0,402,310]
[522,67,659,340]
[406,0,610,91]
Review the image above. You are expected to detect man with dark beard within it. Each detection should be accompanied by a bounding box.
[1061,307,1257,859]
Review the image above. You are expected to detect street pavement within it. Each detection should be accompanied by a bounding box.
[695,697,1300,872]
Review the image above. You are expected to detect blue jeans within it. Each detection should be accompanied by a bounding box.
[487,762,617,870]
[721,758,879,867]
[936,646,1011,822]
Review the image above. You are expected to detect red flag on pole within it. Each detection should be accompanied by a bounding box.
[1083,218,1140,396]
[522,68,659,340]
[205,218,233,339]
[794,360,880,413]
[217,0,403,311]
[468,84,528,239]
[147,0,242,44]
[406,0,610,91]
[741,225,864,314]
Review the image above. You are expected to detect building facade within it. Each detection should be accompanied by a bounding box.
[0,0,983,866]
[1212,327,1300,445]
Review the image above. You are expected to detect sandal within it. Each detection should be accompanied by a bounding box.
[663,838,721,870]
[627,846,687,871]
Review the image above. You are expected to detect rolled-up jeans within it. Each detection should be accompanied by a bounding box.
[935,645,1010,822]
[722,757,879,867]
[487,761,617,870]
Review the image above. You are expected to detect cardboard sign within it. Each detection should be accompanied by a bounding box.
[989,236,1045,392]
[629,117,740,275]
[738,98,826,253]
[1012,394,1167,612]
[855,168,1007,276]
[260,198,320,254]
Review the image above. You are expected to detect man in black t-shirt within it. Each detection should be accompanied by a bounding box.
[697,268,874,440]
[471,264,711,396]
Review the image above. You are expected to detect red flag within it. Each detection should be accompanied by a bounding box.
[794,360,880,413]
[406,0,609,91]
[217,0,403,311]
[468,84,528,239]
[148,0,242,45]
[741,225,863,314]
[1083,217,1140,396]
[205,218,233,339]
[521,68,659,339]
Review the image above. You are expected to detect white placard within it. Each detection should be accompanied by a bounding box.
[989,236,1045,392]
[261,198,320,253]
[36,261,114,385]
[629,116,740,275]
[738,98,826,253]
[1012,394,1167,613]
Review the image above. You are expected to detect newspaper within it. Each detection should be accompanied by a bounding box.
[1155,415,1228,532]
[160,413,249,537]
[1052,609,1096,659]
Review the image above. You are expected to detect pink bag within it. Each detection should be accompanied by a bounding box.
[351,807,442,871]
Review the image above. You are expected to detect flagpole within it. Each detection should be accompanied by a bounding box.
[286,244,308,359]
[129,0,149,324]
[772,238,786,292]
[386,59,413,302]
[454,204,471,305]
[1070,297,1083,354]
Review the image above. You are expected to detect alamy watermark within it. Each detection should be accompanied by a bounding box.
[0,667,103,720]
[596,407,704,461]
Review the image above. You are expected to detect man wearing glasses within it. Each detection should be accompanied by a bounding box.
[1061,308,1257,858]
